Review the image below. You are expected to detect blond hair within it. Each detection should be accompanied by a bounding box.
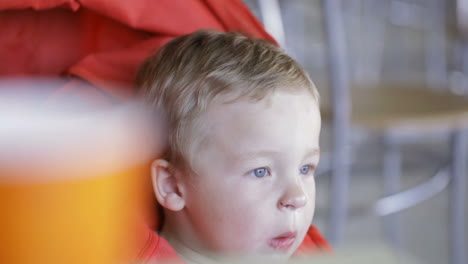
[136,30,318,173]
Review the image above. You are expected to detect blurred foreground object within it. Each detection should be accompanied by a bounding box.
[187,244,419,264]
[0,79,164,264]
[292,245,419,264]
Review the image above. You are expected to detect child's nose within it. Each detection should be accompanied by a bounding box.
[278,183,307,210]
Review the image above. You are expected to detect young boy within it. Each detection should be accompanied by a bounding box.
[135,30,330,263]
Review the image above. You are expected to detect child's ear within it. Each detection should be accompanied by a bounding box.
[151,159,185,211]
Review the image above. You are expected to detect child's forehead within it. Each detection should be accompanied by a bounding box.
[207,89,318,119]
[192,90,320,146]
[182,89,320,165]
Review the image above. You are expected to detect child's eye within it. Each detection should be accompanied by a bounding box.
[299,165,314,176]
[250,167,270,178]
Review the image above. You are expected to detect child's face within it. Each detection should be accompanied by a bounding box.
[182,89,321,259]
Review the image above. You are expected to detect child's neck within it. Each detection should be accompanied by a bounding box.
[160,220,219,264]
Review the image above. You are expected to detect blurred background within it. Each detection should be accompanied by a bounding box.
[241,1,468,264]
[244,0,467,93]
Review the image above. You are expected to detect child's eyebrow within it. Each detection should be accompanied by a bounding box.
[304,148,320,160]
[233,150,280,161]
[232,148,320,162]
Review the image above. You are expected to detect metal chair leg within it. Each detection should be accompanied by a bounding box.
[322,0,352,246]
[450,130,466,264]
[383,134,402,250]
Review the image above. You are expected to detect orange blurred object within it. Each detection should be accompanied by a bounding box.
[0,170,140,264]
[0,88,163,264]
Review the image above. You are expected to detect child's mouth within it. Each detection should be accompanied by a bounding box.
[268,231,297,251]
